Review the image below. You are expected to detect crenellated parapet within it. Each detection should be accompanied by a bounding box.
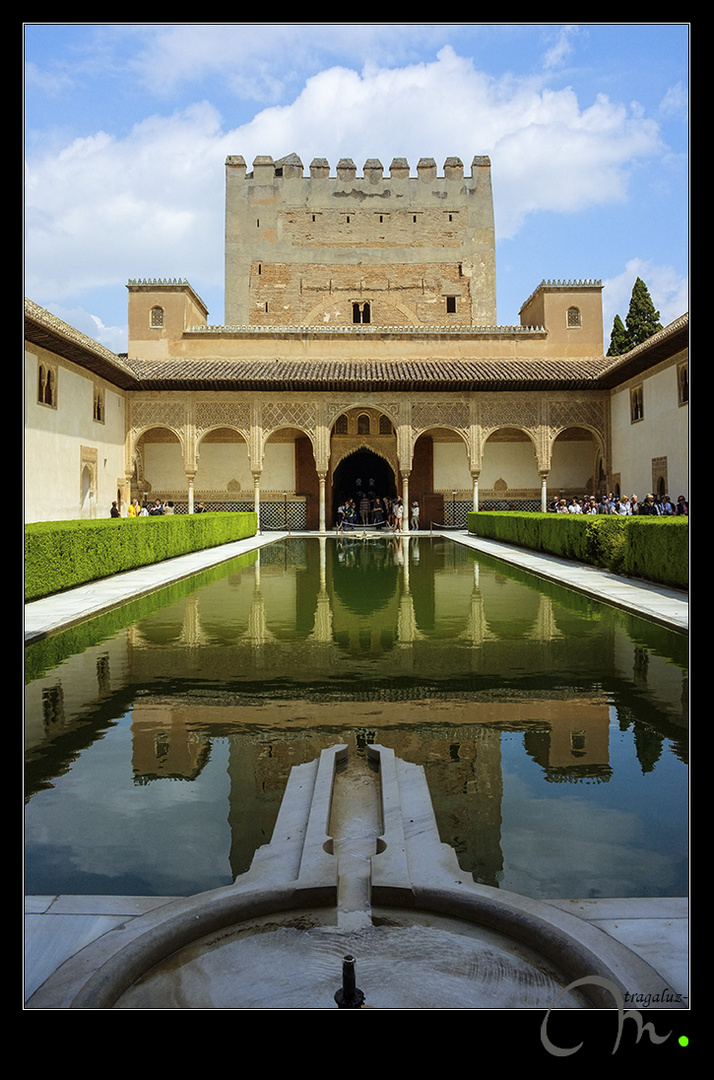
[224,152,496,328]
[225,153,491,181]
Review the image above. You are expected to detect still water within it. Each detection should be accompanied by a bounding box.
[24,536,688,900]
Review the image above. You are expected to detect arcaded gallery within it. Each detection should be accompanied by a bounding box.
[24,153,688,527]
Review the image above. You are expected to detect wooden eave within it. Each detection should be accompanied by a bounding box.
[24,300,139,390]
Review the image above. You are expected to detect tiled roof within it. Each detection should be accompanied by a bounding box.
[126,356,613,391]
[26,295,687,393]
[24,299,138,388]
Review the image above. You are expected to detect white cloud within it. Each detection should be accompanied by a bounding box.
[25,101,229,301]
[24,44,676,335]
[541,24,580,71]
[659,81,688,121]
[227,49,664,238]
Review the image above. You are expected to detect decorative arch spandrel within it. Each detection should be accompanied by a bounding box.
[546,399,608,462]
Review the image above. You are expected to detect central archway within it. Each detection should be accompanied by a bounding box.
[331,449,397,522]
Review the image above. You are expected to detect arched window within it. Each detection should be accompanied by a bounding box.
[630,386,644,423]
[567,306,582,328]
[335,414,348,434]
[379,415,393,435]
[352,301,370,324]
[150,305,165,328]
[357,413,370,435]
[38,363,56,407]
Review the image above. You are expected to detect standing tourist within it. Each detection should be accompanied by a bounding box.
[410,500,420,530]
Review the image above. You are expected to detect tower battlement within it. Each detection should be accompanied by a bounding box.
[224,153,496,328]
[226,153,491,182]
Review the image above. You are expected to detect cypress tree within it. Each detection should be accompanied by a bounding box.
[607,314,630,356]
[625,277,663,346]
[606,277,663,355]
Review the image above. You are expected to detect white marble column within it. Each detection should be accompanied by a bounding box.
[472,473,480,511]
[253,472,261,532]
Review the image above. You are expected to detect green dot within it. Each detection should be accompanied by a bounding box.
[678,1036,689,1047]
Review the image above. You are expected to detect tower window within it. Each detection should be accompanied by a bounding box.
[353,301,371,324]
[446,296,457,314]
[150,305,164,328]
[567,306,582,328]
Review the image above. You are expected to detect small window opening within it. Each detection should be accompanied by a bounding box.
[353,301,371,324]
[93,386,105,423]
[567,306,582,328]
[446,296,457,314]
[38,363,56,407]
[150,305,164,328]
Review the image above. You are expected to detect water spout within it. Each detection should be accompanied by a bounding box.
[334,954,365,1009]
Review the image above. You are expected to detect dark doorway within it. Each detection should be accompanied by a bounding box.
[331,450,396,522]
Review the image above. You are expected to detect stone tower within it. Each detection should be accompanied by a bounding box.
[224,153,497,328]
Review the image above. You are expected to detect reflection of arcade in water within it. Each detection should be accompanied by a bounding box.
[25,537,688,893]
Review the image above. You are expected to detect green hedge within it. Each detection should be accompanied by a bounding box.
[466,511,688,589]
[24,511,258,602]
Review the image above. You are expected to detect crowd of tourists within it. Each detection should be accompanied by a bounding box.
[336,484,419,532]
[550,493,688,516]
[119,497,177,517]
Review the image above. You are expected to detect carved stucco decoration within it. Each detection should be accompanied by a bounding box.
[195,400,251,441]
[548,399,607,452]
[330,437,399,477]
[130,399,187,439]
[410,400,470,437]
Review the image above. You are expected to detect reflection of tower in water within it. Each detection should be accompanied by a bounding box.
[29,536,681,895]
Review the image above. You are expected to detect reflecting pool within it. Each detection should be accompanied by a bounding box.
[24,536,688,900]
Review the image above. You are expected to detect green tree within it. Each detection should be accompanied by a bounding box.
[607,314,630,356]
[626,277,663,346]
[607,277,663,355]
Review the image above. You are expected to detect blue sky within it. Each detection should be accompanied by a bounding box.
[24,23,689,353]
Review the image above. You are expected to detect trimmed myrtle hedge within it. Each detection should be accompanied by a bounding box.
[466,511,688,590]
[25,511,258,602]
